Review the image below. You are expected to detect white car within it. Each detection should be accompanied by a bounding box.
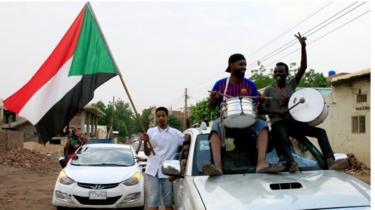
[162,126,370,210]
[52,143,144,209]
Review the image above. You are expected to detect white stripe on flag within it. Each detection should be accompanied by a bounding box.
[19,58,82,124]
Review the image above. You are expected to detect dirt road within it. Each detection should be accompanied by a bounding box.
[0,143,370,210]
[0,165,59,210]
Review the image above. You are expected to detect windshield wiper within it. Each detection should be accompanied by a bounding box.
[85,163,133,167]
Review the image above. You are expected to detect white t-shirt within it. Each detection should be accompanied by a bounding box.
[145,126,184,178]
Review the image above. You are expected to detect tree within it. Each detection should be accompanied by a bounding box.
[298,69,329,87]
[133,106,155,132]
[250,61,329,88]
[190,98,219,125]
[93,99,136,138]
[168,114,182,131]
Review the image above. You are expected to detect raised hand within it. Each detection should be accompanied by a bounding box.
[294,32,306,47]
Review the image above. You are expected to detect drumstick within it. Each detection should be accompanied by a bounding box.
[288,97,305,111]
[208,90,272,99]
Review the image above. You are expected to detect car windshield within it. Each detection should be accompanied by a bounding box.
[70,147,135,166]
[192,133,323,176]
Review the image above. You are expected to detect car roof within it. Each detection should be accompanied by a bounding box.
[184,127,211,136]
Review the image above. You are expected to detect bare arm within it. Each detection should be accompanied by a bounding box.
[208,92,220,111]
[294,32,307,84]
[142,133,151,156]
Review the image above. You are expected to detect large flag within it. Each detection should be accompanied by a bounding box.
[4,3,118,143]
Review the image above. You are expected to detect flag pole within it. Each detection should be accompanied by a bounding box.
[86,2,155,155]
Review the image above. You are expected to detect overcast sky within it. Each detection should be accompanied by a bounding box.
[0,1,371,111]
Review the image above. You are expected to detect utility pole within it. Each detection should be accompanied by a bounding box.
[184,88,189,130]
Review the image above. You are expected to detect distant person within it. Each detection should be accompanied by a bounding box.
[203,53,285,175]
[262,33,348,172]
[63,128,81,164]
[78,132,88,145]
[143,107,184,210]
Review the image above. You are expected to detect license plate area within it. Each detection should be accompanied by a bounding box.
[88,190,107,200]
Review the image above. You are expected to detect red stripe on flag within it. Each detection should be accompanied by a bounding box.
[4,7,85,114]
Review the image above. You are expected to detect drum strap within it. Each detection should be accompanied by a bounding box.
[219,76,231,147]
[223,76,230,100]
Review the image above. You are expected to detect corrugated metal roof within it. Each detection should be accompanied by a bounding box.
[330,68,370,85]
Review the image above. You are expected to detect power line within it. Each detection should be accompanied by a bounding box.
[189,3,337,96]
[262,9,370,69]
[247,1,333,58]
[251,1,364,66]
[304,1,367,37]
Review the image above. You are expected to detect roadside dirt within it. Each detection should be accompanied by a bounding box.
[0,143,61,210]
[0,142,370,210]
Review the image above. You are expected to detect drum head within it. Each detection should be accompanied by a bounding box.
[223,114,256,128]
[288,88,325,123]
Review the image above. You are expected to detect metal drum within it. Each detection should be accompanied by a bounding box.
[221,96,256,128]
[288,88,329,126]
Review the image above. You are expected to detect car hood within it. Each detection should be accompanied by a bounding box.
[193,170,370,210]
[64,164,140,184]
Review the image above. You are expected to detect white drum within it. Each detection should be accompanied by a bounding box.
[221,96,256,128]
[288,88,329,126]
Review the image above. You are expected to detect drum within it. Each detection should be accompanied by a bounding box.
[221,96,256,128]
[288,88,329,126]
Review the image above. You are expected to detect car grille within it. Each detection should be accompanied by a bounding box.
[77,182,119,189]
[74,195,121,205]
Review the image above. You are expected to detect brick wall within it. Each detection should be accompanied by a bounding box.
[0,130,24,151]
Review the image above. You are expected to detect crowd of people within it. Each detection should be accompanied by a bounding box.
[58,33,349,210]
[139,33,349,210]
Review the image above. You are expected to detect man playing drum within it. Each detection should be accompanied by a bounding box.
[203,53,285,175]
[262,33,348,172]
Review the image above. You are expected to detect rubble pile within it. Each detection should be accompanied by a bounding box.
[345,153,370,176]
[0,148,60,173]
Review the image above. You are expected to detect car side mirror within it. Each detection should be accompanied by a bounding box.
[58,156,66,168]
[162,160,181,176]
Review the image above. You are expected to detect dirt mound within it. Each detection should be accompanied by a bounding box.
[23,141,63,155]
[344,153,370,176]
[0,148,60,173]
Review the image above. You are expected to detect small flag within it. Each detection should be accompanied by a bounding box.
[4,3,117,143]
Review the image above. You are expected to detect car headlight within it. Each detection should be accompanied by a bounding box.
[58,170,75,185]
[122,172,141,186]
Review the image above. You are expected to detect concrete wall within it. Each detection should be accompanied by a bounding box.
[0,130,24,152]
[322,78,370,167]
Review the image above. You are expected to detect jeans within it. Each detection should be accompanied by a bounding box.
[271,118,334,165]
[145,174,173,208]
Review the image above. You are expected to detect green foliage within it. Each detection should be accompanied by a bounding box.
[298,69,329,87]
[250,62,329,88]
[93,99,136,138]
[168,115,182,131]
[190,98,220,124]
[249,73,274,89]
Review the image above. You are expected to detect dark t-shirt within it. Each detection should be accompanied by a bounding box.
[263,78,297,124]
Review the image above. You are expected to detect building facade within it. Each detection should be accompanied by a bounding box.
[323,69,370,166]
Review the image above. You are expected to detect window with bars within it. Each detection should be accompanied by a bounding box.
[352,116,366,133]
[356,94,367,103]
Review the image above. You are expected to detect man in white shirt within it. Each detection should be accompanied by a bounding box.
[143,106,184,210]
